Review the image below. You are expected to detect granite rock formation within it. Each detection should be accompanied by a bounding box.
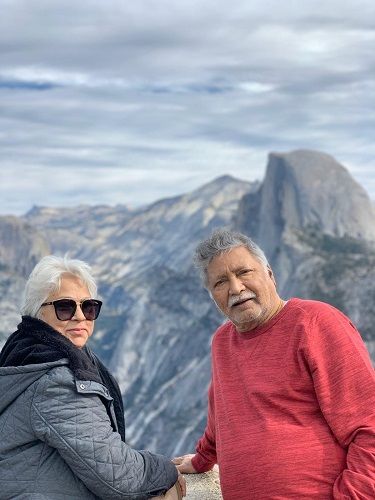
[0,150,374,459]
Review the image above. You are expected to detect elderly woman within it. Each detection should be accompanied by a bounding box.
[0,255,185,499]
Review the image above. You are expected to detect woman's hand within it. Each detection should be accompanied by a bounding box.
[177,470,186,497]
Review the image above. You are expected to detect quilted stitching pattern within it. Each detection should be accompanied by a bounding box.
[0,364,177,499]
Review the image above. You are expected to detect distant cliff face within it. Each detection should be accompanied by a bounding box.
[0,216,50,343]
[236,150,375,312]
[0,216,50,276]
[238,150,375,258]
[0,151,374,458]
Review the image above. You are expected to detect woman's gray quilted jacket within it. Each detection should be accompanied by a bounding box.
[0,359,178,499]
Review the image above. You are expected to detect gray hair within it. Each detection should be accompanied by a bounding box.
[194,228,269,287]
[21,255,98,318]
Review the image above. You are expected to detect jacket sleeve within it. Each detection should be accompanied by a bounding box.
[304,305,375,499]
[191,381,217,472]
[30,366,178,500]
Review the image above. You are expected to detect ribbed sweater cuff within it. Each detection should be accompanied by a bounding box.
[191,453,215,473]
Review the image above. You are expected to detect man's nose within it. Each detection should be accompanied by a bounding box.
[228,276,245,295]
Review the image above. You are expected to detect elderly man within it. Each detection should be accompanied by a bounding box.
[174,228,375,499]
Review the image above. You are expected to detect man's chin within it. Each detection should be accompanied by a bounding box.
[232,310,263,332]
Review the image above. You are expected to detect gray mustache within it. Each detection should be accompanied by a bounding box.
[228,292,256,307]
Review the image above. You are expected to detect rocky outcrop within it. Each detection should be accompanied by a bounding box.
[184,469,222,499]
[1,150,374,459]
[0,216,50,344]
[238,149,375,254]
[12,176,257,457]
[23,204,133,259]
[236,150,375,296]
[0,216,50,276]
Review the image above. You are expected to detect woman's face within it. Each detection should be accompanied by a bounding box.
[39,274,95,348]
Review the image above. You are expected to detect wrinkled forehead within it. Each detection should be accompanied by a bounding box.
[207,246,265,276]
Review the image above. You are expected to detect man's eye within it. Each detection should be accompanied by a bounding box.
[214,279,225,287]
[238,269,252,276]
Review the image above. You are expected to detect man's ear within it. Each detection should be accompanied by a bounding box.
[267,265,277,286]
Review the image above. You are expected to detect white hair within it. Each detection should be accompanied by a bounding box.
[21,255,98,318]
[194,228,269,287]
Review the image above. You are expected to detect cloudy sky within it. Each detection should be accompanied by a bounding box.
[1,0,374,215]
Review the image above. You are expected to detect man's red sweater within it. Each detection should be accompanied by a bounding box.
[191,298,375,499]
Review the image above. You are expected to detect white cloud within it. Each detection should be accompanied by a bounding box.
[0,66,129,88]
[1,0,375,213]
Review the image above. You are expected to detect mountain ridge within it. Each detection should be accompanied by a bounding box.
[1,149,374,457]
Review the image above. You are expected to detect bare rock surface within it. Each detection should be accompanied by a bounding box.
[184,469,222,499]
[1,151,375,457]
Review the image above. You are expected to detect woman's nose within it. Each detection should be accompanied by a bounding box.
[72,303,86,320]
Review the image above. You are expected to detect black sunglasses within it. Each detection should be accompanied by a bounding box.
[41,298,102,321]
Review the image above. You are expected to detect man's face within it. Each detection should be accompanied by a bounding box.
[207,246,281,332]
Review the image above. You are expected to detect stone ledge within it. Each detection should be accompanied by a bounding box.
[183,468,222,499]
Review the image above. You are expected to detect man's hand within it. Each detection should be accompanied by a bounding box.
[172,454,197,474]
